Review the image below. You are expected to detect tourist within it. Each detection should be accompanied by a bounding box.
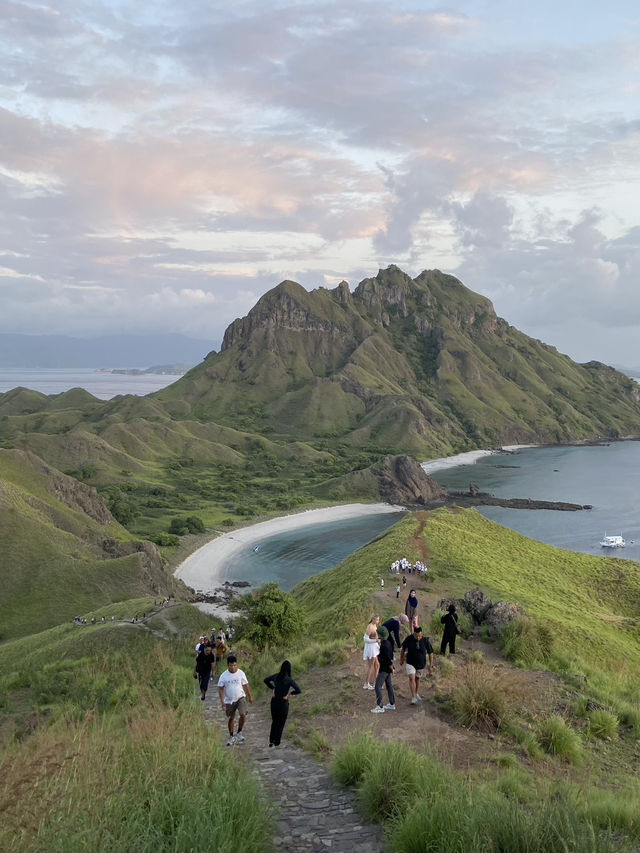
[371,626,396,713]
[215,632,227,676]
[401,625,434,704]
[396,583,401,599]
[405,589,419,630]
[218,655,254,746]
[195,634,209,652]
[380,577,385,590]
[194,644,215,701]
[440,603,460,655]
[264,660,301,747]
[382,613,410,650]
[402,575,407,589]
[363,615,381,690]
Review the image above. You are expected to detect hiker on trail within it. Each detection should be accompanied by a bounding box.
[214,633,227,676]
[195,634,209,652]
[396,584,401,599]
[194,644,215,701]
[440,603,460,655]
[401,625,434,705]
[382,613,410,651]
[264,660,301,748]
[405,589,419,630]
[402,575,407,589]
[218,654,253,747]
[363,615,381,690]
[371,626,396,713]
[380,578,385,589]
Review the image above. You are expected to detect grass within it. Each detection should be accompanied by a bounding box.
[587,709,619,740]
[537,715,584,764]
[451,661,512,731]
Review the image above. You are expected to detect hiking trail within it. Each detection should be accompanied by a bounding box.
[203,698,385,852]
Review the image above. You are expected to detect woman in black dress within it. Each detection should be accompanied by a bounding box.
[440,603,459,655]
[264,660,302,748]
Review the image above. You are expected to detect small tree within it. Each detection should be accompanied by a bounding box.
[236,583,308,649]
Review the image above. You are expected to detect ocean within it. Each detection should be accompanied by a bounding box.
[427,442,640,562]
[0,368,182,399]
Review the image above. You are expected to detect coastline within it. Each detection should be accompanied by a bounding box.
[175,502,405,600]
[421,444,538,475]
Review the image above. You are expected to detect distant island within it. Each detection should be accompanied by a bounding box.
[95,363,192,376]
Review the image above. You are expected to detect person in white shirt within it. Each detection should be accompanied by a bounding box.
[217,655,253,746]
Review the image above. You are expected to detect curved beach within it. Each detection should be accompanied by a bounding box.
[175,502,405,595]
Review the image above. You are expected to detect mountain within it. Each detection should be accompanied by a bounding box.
[155,266,640,455]
[1,265,640,551]
[0,333,214,367]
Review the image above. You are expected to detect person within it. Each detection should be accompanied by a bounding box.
[264,660,301,747]
[382,613,410,651]
[440,603,460,655]
[363,615,381,690]
[218,654,254,746]
[193,644,215,701]
[402,575,407,589]
[405,589,419,630]
[371,626,396,713]
[401,625,434,705]
[214,632,227,676]
[396,583,401,599]
[380,578,385,590]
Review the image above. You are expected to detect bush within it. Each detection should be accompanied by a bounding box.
[108,496,139,526]
[451,662,510,731]
[236,583,309,649]
[332,732,378,787]
[587,709,619,740]
[152,532,180,547]
[168,515,205,535]
[500,617,554,667]
[537,715,583,764]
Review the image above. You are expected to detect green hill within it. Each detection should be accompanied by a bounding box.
[0,449,177,640]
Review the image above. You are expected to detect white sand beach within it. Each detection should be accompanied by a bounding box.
[175,502,405,598]
[421,445,539,475]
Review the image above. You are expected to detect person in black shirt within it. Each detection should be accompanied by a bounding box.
[401,626,434,705]
[440,603,459,655]
[193,644,215,701]
[264,660,302,748]
[371,626,396,713]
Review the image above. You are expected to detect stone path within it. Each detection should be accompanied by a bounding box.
[203,696,385,852]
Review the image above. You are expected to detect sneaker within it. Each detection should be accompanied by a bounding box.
[363,683,374,690]
[371,705,385,714]
[268,743,275,749]
[200,696,206,701]
[410,697,419,705]
[415,695,423,702]
[226,736,236,746]
[235,732,245,743]
[383,704,396,711]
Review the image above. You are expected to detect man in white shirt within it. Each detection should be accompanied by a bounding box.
[217,654,253,746]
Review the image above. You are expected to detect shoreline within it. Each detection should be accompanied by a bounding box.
[175,502,405,601]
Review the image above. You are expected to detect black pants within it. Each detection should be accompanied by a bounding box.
[269,697,289,746]
[440,634,456,655]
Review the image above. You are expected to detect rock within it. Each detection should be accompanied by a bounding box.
[373,455,447,505]
[469,482,481,496]
[483,601,526,636]
[464,588,493,621]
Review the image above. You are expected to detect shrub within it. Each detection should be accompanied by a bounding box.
[537,715,583,764]
[451,662,510,731]
[500,617,554,667]
[168,515,205,535]
[236,583,309,649]
[332,732,379,787]
[619,704,640,739]
[152,532,180,547]
[587,709,619,740]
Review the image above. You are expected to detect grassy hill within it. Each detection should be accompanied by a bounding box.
[0,449,178,640]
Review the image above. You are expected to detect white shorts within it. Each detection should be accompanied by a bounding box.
[405,664,424,677]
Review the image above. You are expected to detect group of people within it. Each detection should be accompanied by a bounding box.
[389,557,428,576]
[363,602,460,713]
[193,630,301,748]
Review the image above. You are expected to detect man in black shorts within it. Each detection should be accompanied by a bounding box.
[400,625,434,705]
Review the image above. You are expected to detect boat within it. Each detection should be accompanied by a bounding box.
[600,534,625,548]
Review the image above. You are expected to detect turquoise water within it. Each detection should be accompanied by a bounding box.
[222,512,407,590]
[431,443,640,561]
[0,368,181,399]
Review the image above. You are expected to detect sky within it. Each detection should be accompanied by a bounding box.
[1,0,639,365]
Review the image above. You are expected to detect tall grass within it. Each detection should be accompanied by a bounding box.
[537,715,584,764]
[451,661,512,731]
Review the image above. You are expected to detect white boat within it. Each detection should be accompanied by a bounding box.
[600,534,625,548]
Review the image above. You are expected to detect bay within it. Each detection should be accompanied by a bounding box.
[0,368,182,399]
[429,442,640,562]
[211,511,406,592]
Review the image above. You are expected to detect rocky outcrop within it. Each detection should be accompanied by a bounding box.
[373,455,447,505]
[457,587,526,636]
[101,538,175,595]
